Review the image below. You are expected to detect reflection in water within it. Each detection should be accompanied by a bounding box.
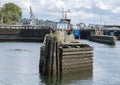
[61,70,93,84]
[6,49,32,52]
[40,70,93,85]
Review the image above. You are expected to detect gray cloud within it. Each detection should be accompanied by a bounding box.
[1,0,120,25]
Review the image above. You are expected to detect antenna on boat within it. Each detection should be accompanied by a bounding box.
[64,10,70,19]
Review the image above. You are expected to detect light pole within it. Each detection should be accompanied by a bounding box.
[100,13,102,25]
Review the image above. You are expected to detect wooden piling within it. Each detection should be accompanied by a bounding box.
[59,43,93,73]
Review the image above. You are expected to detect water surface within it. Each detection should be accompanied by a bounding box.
[0,41,120,85]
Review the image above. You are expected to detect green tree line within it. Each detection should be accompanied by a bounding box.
[0,3,22,24]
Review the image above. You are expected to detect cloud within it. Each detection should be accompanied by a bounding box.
[96,1,109,10]
[112,6,120,14]
[1,0,120,25]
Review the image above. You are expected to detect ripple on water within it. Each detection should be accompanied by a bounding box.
[6,49,32,52]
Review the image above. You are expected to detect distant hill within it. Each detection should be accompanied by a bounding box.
[20,18,57,28]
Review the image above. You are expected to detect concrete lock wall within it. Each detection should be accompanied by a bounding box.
[0,29,20,35]
[89,35,116,45]
[0,26,51,42]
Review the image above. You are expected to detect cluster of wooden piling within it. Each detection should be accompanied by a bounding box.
[89,35,116,45]
[39,36,60,76]
[39,36,93,76]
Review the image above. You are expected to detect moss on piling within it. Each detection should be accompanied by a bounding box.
[48,33,60,42]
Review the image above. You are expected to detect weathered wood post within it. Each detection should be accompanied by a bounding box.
[39,35,60,76]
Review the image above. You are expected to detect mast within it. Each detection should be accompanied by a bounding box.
[62,6,64,19]
[29,6,36,25]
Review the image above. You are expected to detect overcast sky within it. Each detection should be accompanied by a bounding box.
[1,0,120,25]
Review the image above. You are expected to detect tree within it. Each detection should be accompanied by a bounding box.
[0,3,22,24]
